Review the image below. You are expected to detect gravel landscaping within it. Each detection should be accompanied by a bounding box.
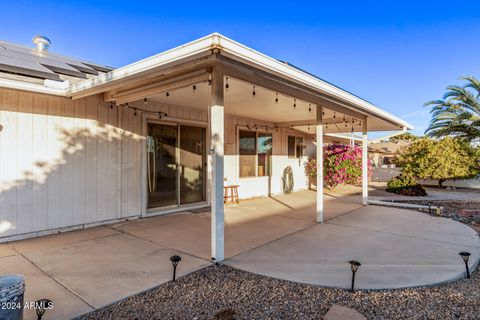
[78,264,480,320]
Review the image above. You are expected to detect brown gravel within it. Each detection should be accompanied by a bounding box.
[77,264,480,320]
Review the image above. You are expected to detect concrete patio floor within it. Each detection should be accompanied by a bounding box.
[226,204,480,290]
[1,190,479,319]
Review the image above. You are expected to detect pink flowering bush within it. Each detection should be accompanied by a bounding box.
[304,144,372,189]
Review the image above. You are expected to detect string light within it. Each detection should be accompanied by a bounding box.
[275,93,278,104]
[308,104,312,112]
[333,112,336,119]
[193,85,196,92]
[166,92,170,97]
[252,85,256,97]
[225,77,229,89]
[126,99,167,119]
[110,102,114,109]
[293,99,296,109]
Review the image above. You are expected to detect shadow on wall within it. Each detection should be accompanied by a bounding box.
[0,102,143,239]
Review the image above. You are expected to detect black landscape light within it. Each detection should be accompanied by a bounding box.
[34,298,52,320]
[348,260,361,292]
[170,255,182,282]
[459,251,471,279]
[428,202,432,214]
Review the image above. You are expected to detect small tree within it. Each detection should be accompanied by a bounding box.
[396,137,480,187]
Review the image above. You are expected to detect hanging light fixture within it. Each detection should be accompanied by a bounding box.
[252,85,256,97]
[275,93,279,104]
[225,77,229,89]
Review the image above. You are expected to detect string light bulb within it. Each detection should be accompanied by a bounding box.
[252,85,256,97]
[275,93,278,104]
[225,77,229,89]
[293,99,296,109]
[166,92,170,97]
[193,85,196,92]
[308,104,312,112]
[333,112,336,119]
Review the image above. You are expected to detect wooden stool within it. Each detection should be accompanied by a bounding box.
[224,185,239,204]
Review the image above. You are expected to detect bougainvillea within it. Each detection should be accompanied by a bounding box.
[304,144,372,189]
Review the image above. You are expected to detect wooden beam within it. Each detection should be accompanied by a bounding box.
[362,118,368,205]
[276,116,359,127]
[71,54,217,100]
[113,71,210,104]
[210,69,225,262]
[316,106,324,223]
[216,56,367,121]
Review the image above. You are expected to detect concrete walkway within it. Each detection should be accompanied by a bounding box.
[226,204,480,289]
[1,190,478,318]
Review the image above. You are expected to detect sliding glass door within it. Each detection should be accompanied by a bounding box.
[147,123,205,209]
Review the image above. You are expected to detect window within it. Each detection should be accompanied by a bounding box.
[288,136,304,158]
[239,130,272,177]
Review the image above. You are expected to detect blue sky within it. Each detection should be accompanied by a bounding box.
[1,1,479,137]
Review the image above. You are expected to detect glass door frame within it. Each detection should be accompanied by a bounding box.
[142,116,208,216]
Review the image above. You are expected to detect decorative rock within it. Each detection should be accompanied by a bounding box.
[323,305,367,320]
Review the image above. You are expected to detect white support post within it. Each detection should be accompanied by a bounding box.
[210,70,225,262]
[316,106,324,223]
[362,118,368,205]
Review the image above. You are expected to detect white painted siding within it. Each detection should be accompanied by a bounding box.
[0,89,143,240]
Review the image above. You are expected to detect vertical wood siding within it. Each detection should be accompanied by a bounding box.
[0,89,143,240]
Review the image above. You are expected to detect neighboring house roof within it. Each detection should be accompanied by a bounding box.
[368,140,410,154]
[0,40,113,83]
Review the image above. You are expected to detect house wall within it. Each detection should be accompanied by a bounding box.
[0,87,311,241]
[0,88,144,240]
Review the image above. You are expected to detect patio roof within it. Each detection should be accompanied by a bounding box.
[0,33,412,132]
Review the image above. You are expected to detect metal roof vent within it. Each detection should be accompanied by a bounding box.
[32,35,51,52]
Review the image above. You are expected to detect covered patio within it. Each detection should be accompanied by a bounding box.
[66,33,413,263]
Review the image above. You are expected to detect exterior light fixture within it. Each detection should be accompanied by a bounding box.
[275,93,278,104]
[307,124,310,130]
[428,202,432,214]
[252,85,256,97]
[134,108,137,116]
[110,102,114,109]
[225,77,229,89]
[459,251,471,278]
[34,298,52,320]
[293,99,296,109]
[166,92,170,97]
[170,255,182,282]
[348,260,361,292]
[308,104,312,112]
[333,112,336,119]
[193,85,196,92]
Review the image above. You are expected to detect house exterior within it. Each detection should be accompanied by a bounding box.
[368,140,410,167]
[0,33,412,260]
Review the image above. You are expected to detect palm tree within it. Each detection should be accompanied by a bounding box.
[425,76,480,142]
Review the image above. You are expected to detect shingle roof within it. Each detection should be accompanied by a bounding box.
[0,40,113,81]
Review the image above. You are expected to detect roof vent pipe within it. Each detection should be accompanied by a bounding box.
[32,35,51,52]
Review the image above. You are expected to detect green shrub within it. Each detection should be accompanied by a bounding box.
[386,173,427,196]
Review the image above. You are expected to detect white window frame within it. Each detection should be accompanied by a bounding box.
[237,128,273,179]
